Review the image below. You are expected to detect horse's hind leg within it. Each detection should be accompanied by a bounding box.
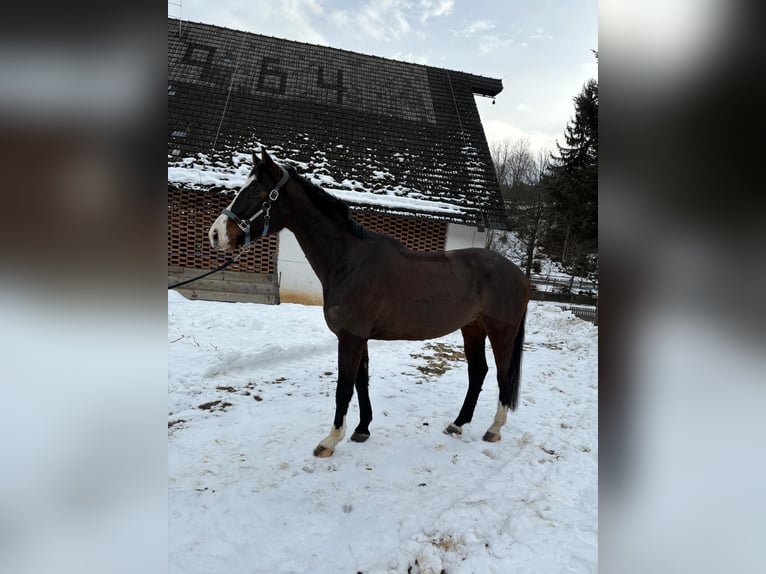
[350,343,372,443]
[445,321,488,436]
[483,312,526,442]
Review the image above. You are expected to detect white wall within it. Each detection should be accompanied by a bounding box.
[277,222,487,305]
[277,229,324,305]
[445,223,487,250]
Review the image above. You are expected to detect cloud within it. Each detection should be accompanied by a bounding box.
[452,19,495,37]
[328,0,454,43]
[192,0,330,46]
[330,0,414,42]
[393,51,431,65]
[449,19,514,56]
[529,27,553,41]
[419,0,454,23]
[329,10,350,29]
[196,0,453,47]
[479,34,514,54]
[481,119,557,155]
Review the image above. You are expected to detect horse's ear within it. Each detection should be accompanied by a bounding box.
[261,148,282,180]
[252,150,260,165]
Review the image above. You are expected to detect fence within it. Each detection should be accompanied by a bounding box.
[532,275,597,289]
[530,289,597,306]
[556,305,598,324]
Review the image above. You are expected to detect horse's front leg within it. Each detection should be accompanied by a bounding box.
[313,331,367,457]
[350,343,371,442]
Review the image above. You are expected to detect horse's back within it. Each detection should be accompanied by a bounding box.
[381,245,528,337]
[445,247,528,286]
[445,248,530,320]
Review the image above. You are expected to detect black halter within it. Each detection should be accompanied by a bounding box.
[223,165,290,246]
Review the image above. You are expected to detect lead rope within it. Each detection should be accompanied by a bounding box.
[168,244,252,290]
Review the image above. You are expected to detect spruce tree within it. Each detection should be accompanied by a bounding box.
[544,77,598,273]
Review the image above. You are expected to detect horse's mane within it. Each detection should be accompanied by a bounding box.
[286,166,366,239]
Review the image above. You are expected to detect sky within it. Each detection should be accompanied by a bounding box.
[169,0,598,155]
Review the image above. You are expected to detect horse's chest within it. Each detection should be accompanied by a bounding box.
[323,304,374,338]
[323,305,344,333]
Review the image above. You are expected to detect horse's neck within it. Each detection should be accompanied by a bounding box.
[284,185,353,286]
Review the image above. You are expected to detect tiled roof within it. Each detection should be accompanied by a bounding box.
[167,18,509,229]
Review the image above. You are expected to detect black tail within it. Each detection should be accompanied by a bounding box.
[503,309,526,411]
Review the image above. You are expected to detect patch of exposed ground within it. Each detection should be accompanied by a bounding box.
[409,342,464,379]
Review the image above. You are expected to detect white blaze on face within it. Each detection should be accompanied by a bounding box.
[208,213,231,250]
[208,174,255,251]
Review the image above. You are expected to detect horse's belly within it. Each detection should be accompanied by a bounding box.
[370,324,464,341]
[370,298,479,341]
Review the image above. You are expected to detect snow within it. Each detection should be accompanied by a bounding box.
[167,162,468,216]
[488,230,598,297]
[167,165,250,188]
[168,292,598,573]
[326,186,465,215]
[167,144,475,219]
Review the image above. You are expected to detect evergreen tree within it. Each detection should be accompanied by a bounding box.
[544,77,598,273]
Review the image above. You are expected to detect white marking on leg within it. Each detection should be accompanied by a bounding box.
[486,401,509,436]
[318,416,346,450]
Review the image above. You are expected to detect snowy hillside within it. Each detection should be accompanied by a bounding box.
[488,229,598,297]
[168,292,598,573]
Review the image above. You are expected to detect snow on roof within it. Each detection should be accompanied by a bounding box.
[167,146,472,218]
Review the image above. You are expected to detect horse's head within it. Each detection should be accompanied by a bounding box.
[209,149,290,251]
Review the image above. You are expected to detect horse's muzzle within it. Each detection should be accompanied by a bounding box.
[209,214,233,251]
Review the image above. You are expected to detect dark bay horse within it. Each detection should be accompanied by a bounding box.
[209,149,530,457]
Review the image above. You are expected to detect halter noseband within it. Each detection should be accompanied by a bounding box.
[222,165,290,246]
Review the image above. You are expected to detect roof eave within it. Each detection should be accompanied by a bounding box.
[466,75,503,98]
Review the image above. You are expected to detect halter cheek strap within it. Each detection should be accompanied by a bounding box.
[223,166,289,246]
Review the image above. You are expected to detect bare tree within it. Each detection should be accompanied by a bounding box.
[489,137,534,265]
[491,136,535,189]
[489,138,551,278]
[518,148,550,277]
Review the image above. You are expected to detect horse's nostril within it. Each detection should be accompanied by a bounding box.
[212,229,219,240]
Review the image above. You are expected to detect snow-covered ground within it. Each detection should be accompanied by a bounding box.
[168,292,598,573]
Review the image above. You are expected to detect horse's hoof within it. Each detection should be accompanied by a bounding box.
[482,431,501,443]
[444,423,462,436]
[313,445,334,457]
[350,432,370,443]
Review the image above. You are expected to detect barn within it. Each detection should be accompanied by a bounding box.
[167,18,509,305]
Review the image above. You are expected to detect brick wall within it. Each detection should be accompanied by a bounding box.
[353,211,447,252]
[168,186,279,274]
[168,188,448,277]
